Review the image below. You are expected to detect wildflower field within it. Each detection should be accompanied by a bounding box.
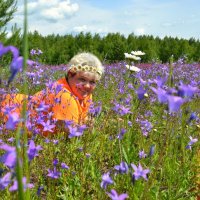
[0,45,200,200]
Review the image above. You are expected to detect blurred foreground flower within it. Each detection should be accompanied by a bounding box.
[167,95,185,112]
[9,177,34,192]
[150,87,168,104]
[107,189,128,200]
[0,144,16,168]
[5,112,20,130]
[177,83,198,98]
[0,43,35,85]
[0,172,12,190]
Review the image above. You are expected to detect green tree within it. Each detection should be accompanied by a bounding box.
[0,0,17,33]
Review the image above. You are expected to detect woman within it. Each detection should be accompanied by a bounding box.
[1,52,104,136]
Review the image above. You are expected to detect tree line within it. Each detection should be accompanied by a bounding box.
[2,31,200,65]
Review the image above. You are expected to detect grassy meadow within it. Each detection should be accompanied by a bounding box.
[0,50,200,200]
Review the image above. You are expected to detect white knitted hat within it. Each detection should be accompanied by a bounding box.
[66,52,104,77]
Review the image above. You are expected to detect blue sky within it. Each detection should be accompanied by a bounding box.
[7,0,200,39]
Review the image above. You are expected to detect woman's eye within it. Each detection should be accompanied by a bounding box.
[79,78,86,82]
[90,81,96,85]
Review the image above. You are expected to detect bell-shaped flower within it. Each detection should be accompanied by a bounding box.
[0,172,12,190]
[177,84,198,98]
[131,163,150,181]
[100,172,114,189]
[107,189,128,200]
[27,140,43,161]
[0,144,16,168]
[167,95,185,112]
[150,86,168,104]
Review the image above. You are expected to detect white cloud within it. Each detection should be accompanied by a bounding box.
[18,0,79,21]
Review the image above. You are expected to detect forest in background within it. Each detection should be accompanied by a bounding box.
[1,30,200,65]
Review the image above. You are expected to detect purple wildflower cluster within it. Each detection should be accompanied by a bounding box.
[100,161,150,198]
[30,49,43,56]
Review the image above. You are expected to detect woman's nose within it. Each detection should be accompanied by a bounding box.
[84,82,91,88]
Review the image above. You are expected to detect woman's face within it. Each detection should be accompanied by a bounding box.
[68,71,100,100]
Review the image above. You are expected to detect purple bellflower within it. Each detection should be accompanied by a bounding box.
[131,163,150,181]
[0,172,12,190]
[64,120,74,128]
[139,149,147,159]
[6,112,20,130]
[89,102,102,117]
[148,144,156,157]
[177,84,198,98]
[112,103,131,116]
[78,124,87,132]
[52,139,59,145]
[167,95,185,112]
[7,137,15,143]
[117,128,127,140]
[153,76,167,87]
[0,144,16,168]
[40,120,55,132]
[27,140,43,161]
[106,189,128,200]
[68,125,84,138]
[114,161,129,174]
[186,136,198,150]
[150,86,168,103]
[37,185,44,196]
[47,167,61,179]
[188,112,197,122]
[53,159,59,166]
[35,102,49,112]
[100,172,114,189]
[61,163,69,170]
[136,86,146,100]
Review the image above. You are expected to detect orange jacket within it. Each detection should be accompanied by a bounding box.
[29,78,92,124]
[0,78,92,135]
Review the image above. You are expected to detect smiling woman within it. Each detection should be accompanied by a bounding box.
[0,52,104,136]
